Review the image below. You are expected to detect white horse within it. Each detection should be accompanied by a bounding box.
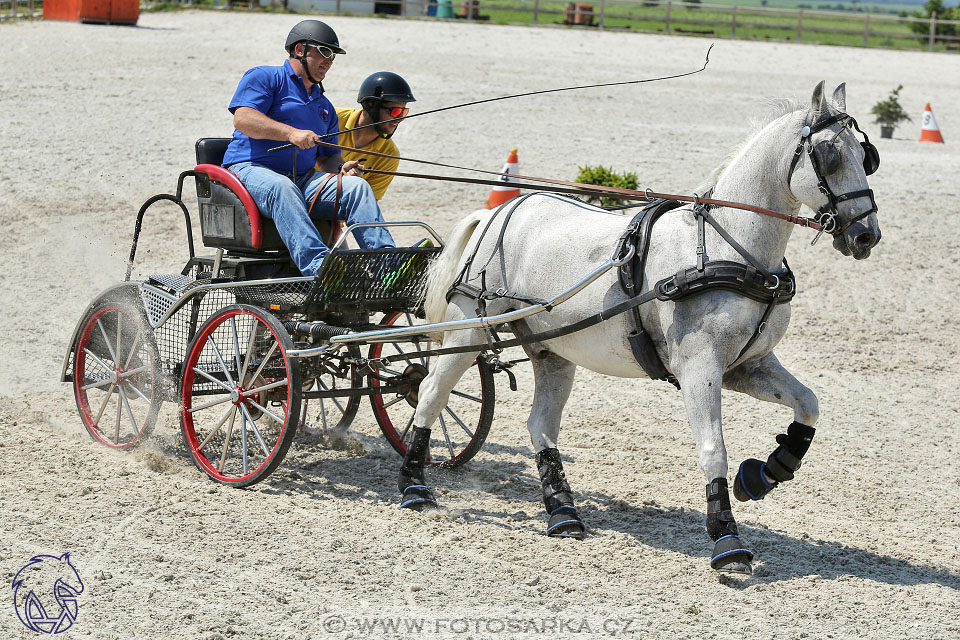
[396,82,881,574]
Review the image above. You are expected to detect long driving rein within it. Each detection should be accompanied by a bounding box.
[314,139,828,234]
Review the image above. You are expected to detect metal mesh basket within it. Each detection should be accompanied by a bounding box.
[232,279,312,311]
[306,246,441,313]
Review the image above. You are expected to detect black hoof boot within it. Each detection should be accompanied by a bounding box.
[398,426,437,511]
[546,506,585,539]
[399,484,438,511]
[734,422,816,503]
[733,458,777,502]
[707,478,753,574]
[536,448,585,539]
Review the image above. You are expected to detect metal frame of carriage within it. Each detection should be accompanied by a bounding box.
[59,138,644,487]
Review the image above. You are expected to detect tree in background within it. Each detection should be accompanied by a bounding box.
[908,0,958,40]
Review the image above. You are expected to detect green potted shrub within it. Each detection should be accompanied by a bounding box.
[871,85,911,139]
[576,165,638,208]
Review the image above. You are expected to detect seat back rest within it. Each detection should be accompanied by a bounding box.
[196,138,231,166]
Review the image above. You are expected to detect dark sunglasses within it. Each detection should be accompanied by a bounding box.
[306,43,336,59]
[384,107,410,119]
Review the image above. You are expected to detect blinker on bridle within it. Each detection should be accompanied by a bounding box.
[787,111,881,245]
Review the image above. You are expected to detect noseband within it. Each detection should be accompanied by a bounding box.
[787,112,880,243]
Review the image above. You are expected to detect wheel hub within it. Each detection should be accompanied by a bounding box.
[399,363,428,409]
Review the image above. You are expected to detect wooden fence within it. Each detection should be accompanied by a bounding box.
[3,0,959,53]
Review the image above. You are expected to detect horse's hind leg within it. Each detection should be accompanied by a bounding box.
[396,329,486,511]
[675,347,754,574]
[723,352,819,503]
[521,345,584,539]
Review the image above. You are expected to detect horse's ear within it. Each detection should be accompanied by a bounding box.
[810,81,826,116]
[832,83,847,112]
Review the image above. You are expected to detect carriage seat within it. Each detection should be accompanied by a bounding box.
[193,138,341,253]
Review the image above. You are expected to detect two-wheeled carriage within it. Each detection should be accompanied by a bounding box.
[61,138,497,486]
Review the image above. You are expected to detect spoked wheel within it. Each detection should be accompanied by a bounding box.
[300,346,362,435]
[369,311,495,468]
[180,305,301,487]
[73,301,161,449]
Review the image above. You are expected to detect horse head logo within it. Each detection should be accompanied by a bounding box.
[11,553,85,634]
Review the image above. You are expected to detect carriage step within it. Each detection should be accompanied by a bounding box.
[146,273,198,294]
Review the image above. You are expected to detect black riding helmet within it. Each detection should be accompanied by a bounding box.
[286,20,345,87]
[357,72,415,139]
[285,20,346,55]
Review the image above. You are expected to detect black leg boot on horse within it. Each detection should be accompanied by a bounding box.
[734,422,816,502]
[536,448,586,539]
[398,426,438,510]
[707,478,754,574]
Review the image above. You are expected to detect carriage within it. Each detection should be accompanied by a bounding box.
[60,138,500,487]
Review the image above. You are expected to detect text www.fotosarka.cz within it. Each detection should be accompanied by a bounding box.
[320,614,645,636]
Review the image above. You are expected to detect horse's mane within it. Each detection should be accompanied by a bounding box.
[693,98,813,195]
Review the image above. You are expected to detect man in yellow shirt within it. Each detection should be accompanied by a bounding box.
[335,72,415,201]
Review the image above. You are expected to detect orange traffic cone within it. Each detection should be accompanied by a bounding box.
[485,148,521,209]
[920,103,945,143]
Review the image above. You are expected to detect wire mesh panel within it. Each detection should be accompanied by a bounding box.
[152,287,237,379]
[307,246,441,313]
[232,279,312,311]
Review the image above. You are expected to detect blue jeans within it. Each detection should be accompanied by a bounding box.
[230,162,395,276]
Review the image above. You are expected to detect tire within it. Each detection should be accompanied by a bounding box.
[369,311,494,468]
[73,300,161,450]
[179,305,301,487]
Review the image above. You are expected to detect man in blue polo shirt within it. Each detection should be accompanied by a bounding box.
[222,20,395,276]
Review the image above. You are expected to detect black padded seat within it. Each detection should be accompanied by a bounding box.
[193,137,339,253]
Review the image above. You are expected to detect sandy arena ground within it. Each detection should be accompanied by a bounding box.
[1,11,959,639]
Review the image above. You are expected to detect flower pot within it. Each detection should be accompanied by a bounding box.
[880,125,894,139]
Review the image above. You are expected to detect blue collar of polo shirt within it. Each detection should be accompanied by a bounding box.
[283,58,325,98]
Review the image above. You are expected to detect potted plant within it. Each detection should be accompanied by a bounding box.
[871,85,911,139]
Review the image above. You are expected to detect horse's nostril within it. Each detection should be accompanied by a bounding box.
[855,232,874,248]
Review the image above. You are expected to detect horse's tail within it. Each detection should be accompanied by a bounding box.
[424,210,486,326]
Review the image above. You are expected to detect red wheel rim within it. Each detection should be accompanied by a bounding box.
[180,308,294,484]
[74,304,156,449]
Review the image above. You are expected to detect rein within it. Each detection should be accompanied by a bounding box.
[317,139,826,233]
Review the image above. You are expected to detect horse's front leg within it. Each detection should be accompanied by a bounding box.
[723,351,819,503]
[675,345,754,574]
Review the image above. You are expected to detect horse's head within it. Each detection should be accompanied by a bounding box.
[787,81,882,260]
[56,553,84,596]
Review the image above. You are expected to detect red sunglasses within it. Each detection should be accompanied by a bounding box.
[384,107,410,119]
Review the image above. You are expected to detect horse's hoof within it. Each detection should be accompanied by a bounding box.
[710,534,754,573]
[399,485,438,511]
[715,558,753,575]
[733,458,776,502]
[546,506,586,539]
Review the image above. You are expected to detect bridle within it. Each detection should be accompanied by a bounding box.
[786,111,881,244]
